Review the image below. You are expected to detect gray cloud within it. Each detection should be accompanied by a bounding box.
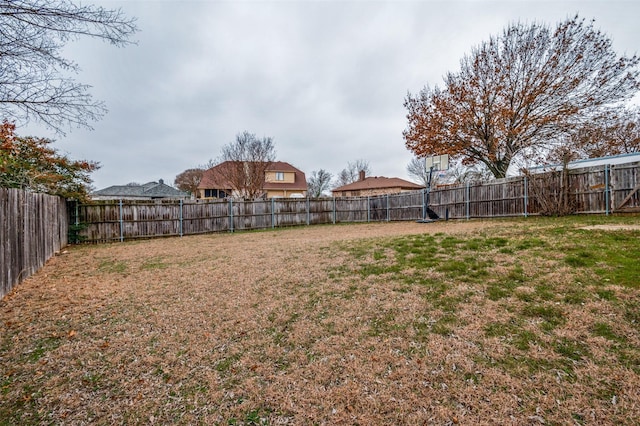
[20,0,640,189]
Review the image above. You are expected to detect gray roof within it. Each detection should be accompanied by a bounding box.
[92,179,189,199]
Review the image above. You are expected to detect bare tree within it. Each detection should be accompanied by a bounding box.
[174,168,204,196]
[570,106,640,158]
[220,131,276,199]
[523,146,578,216]
[307,169,333,197]
[450,164,494,184]
[334,159,371,187]
[404,15,640,179]
[0,0,137,133]
[406,157,429,187]
[199,158,216,170]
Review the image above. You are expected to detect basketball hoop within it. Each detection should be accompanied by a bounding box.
[425,154,449,171]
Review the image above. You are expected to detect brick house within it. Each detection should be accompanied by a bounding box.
[332,171,423,197]
[198,161,307,199]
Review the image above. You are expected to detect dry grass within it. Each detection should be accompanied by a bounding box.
[1,218,639,425]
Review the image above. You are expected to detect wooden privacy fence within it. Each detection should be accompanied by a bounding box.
[74,161,639,243]
[0,189,69,299]
[430,161,640,218]
[73,191,426,243]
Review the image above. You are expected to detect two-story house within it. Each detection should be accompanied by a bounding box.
[198,161,307,199]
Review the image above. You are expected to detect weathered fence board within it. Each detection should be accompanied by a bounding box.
[611,162,640,211]
[69,161,640,243]
[1,189,68,299]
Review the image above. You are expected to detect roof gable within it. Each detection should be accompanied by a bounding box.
[198,161,236,189]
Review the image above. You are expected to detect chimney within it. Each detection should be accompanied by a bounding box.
[358,170,365,181]
[159,179,164,185]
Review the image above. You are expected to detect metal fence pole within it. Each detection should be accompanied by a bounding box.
[179,199,183,237]
[333,197,336,224]
[466,182,470,220]
[229,199,234,232]
[271,197,275,229]
[523,176,528,218]
[307,197,310,226]
[119,199,124,242]
[386,194,390,222]
[605,164,610,215]
[367,196,370,222]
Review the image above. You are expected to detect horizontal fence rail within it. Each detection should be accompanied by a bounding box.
[1,189,69,299]
[73,161,640,243]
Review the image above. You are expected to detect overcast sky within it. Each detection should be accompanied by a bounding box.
[21,0,640,190]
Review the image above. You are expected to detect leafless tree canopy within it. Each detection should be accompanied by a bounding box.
[569,106,640,158]
[221,131,276,199]
[334,159,371,187]
[404,15,640,179]
[0,0,137,133]
[307,169,333,197]
[406,157,429,187]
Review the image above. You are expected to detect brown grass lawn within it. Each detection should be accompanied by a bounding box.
[1,218,639,425]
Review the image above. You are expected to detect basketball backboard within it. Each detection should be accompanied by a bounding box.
[425,154,449,171]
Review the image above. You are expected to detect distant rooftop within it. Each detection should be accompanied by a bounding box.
[528,152,640,173]
[92,179,189,199]
[333,175,423,192]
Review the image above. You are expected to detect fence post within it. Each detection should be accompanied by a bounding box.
[119,199,124,242]
[466,182,470,220]
[271,197,275,228]
[422,190,426,220]
[229,199,234,232]
[307,197,310,226]
[367,196,370,222]
[386,194,390,222]
[523,176,528,218]
[333,197,336,224]
[179,199,183,237]
[605,164,610,215]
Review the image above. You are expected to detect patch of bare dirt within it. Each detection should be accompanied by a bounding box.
[580,224,640,231]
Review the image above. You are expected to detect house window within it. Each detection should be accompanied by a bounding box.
[204,189,227,198]
[275,172,285,181]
